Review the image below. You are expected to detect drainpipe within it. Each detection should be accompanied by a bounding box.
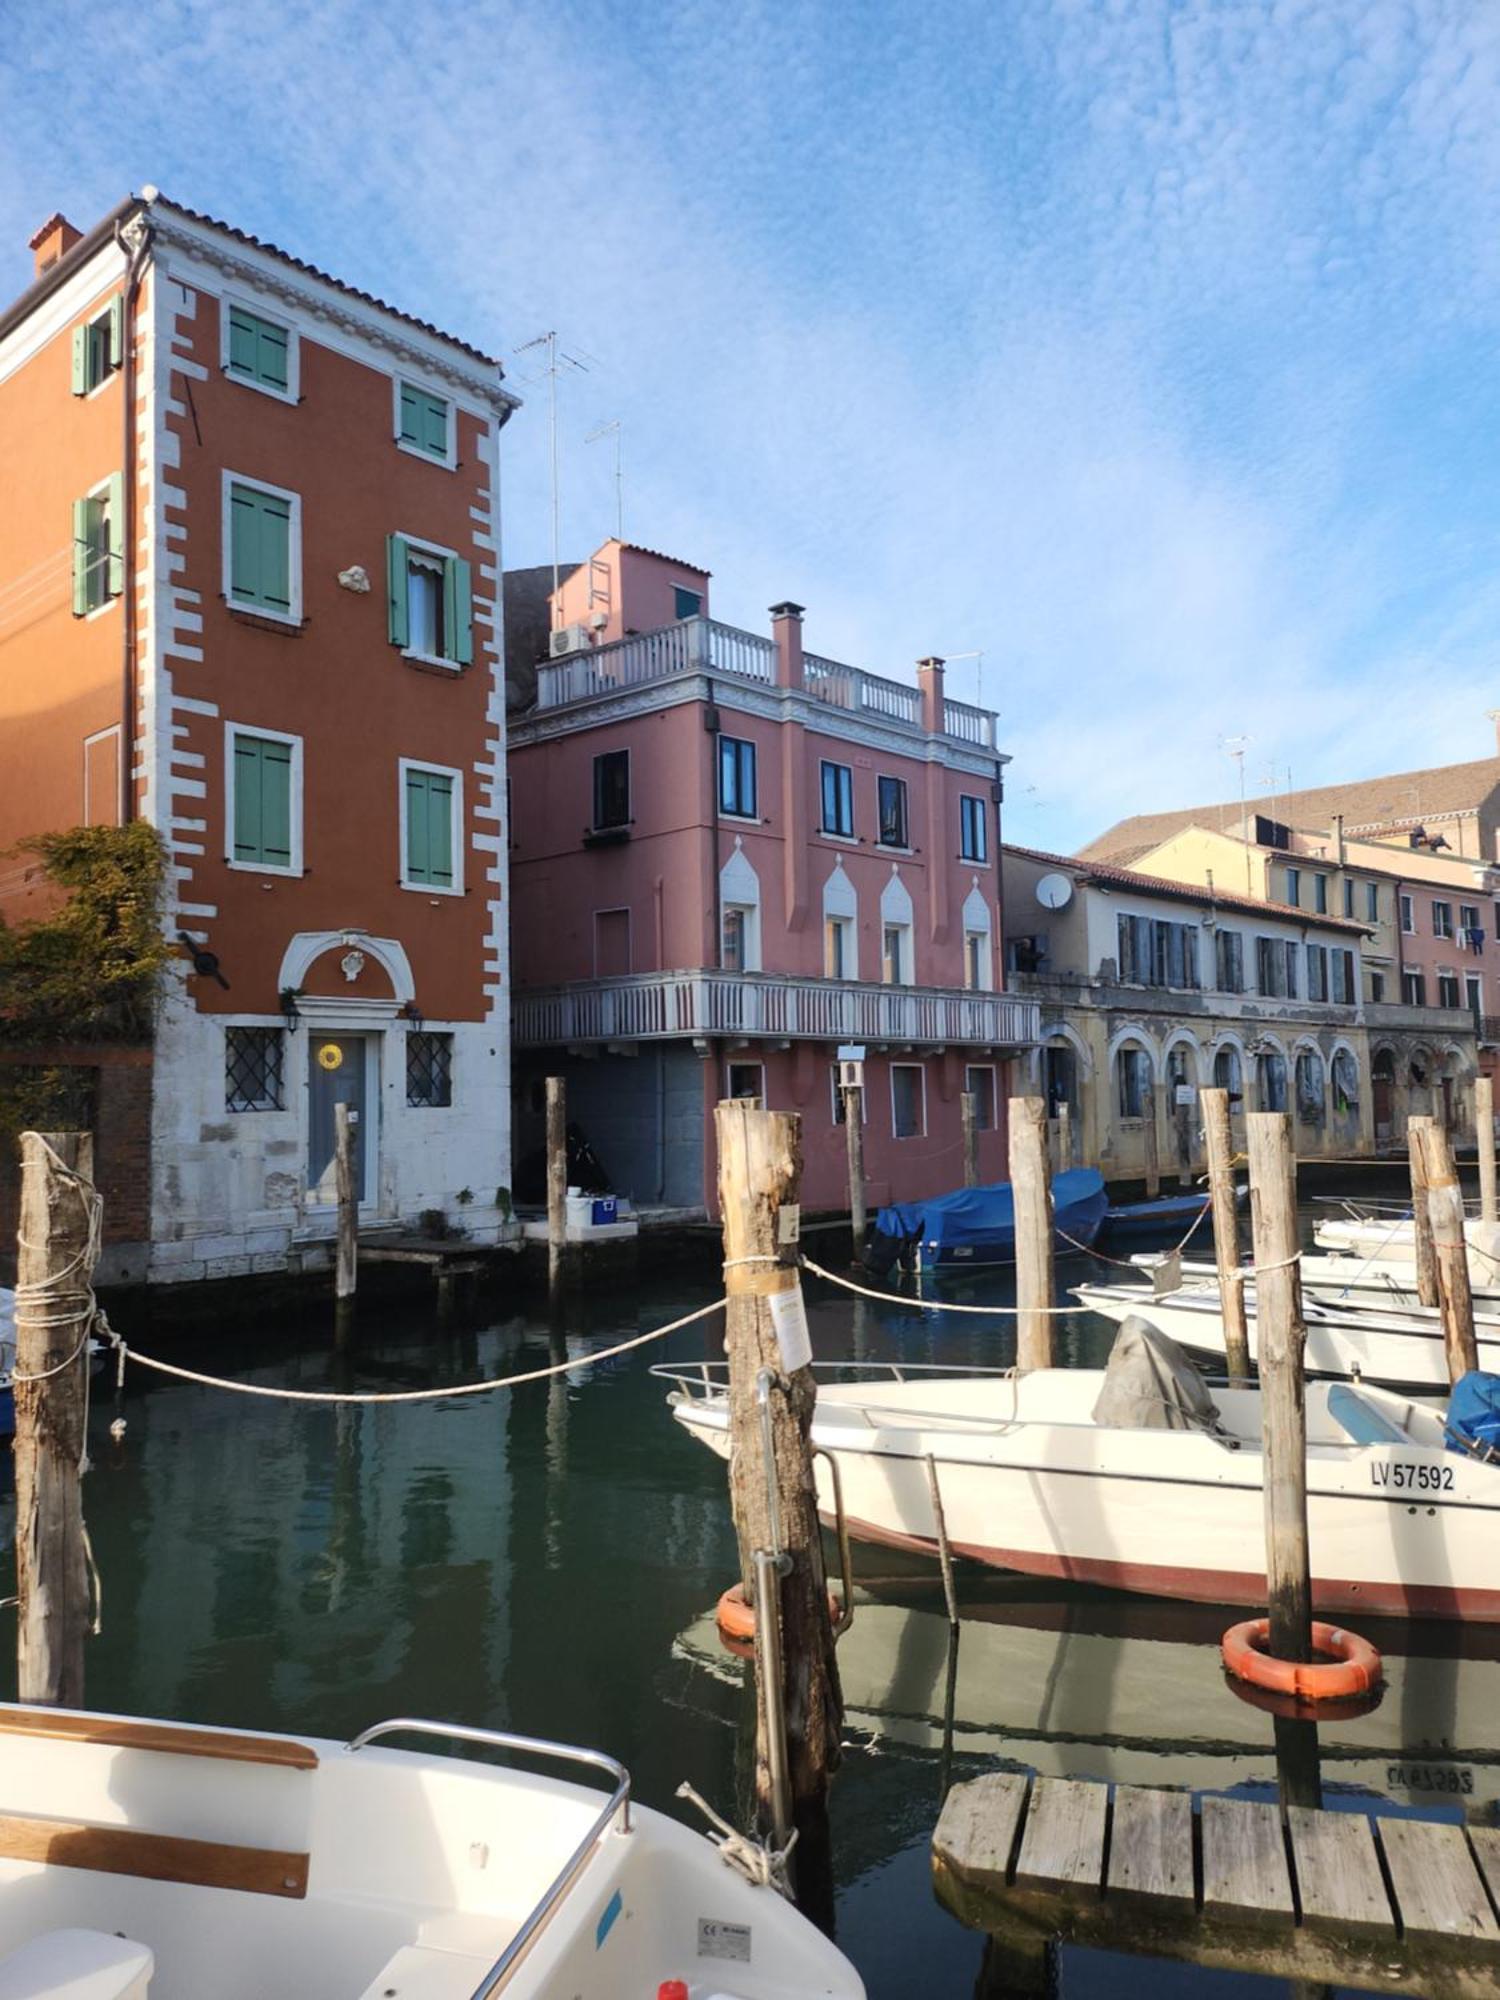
[115,209,154,824]
[705,689,723,967]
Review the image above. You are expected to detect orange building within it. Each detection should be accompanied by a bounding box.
[0,192,518,1282]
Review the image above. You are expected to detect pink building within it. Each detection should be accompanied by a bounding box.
[506,542,1038,1217]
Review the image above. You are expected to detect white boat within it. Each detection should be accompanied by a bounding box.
[1153,1251,1500,1309]
[657,1359,1500,1622]
[0,1704,864,1999]
[1074,1275,1500,1391]
[1314,1212,1500,1279]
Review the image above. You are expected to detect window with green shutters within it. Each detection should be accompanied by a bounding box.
[403,764,459,891]
[227,479,296,619]
[385,535,473,665]
[226,304,291,395]
[230,730,297,871]
[71,475,124,614]
[71,298,124,395]
[398,382,450,460]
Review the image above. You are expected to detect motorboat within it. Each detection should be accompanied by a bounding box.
[657,1347,1500,1622]
[1096,1191,1216,1250]
[1313,1210,1500,1279]
[0,1704,865,1998]
[1076,1273,1500,1391]
[1155,1251,1500,1310]
[867,1167,1107,1275]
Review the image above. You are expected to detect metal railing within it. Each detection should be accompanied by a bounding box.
[513,970,1039,1048]
[345,1718,630,1999]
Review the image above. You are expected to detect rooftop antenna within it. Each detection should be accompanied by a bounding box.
[515,331,591,627]
[1219,735,1253,894]
[941,648,986,712]
[585,419,624,542]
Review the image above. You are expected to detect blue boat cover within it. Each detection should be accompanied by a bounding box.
[1445,1370,1500,1461]
[873,1167,1107,1253]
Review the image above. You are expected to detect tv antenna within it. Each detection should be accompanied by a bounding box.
[1219,735,1254,893]
[941,648,986,712]
[515,331,591,625]
[585,419,624,542]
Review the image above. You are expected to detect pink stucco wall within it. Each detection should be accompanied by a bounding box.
[1397,878,1496,1016]
[553,540,711,645]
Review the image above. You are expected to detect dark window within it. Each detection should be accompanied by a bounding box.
[719,736,757,817]
[1214,930,1244,993]
[1307,944,1328,1002]
[1258,1051,1288,1113]
[1401,894,1415,932]
[820,761,853,836]
[727,1062,763,1103]
[965,1065,995,1130]
[959,795,987,862]
[1284,867,1300,908]
[1117,914,1199,990]
[1342,879,1354,918]
[592,749,630,830]
[1256,937,1299,998]
[1370,971,1385,1003]
[673,586,703,619]
[1332,1049,1359,1111]
[1331,949,1355,1005]
[1295,1050,1325,1123]
[891,1062,925,1137]
[406,1031,453,1108]
[1312,873,1328,913]
[1402,970,1426,1005]
[1367,882,1379,922]
[1117,1045,1151,1119]
[1438,970,1461,1008]
[1433,900,1454,938]
[225,1027,284,1112]
[877,775,908,848]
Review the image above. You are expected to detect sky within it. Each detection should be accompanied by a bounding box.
[5,0,1500,850]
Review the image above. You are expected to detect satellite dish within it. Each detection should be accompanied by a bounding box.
[1035,873,1074,911]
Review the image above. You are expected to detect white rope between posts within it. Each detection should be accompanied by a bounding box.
[799,1254,1080,1315]
[100,1297,727,1406]
[1057,1193,1214,1270]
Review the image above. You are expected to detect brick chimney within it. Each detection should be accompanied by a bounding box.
[769,602,804,689]
[28,213,82,278]
[916,656,946,734]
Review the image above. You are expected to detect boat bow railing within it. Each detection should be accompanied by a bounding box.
[345,1718,631,1999]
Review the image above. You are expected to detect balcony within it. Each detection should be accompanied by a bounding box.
[534,617,996,749]
[1366,1001,1481,1035]
[512,970,1039,1049]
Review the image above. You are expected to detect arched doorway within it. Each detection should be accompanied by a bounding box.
[1372,1049,1396,1146]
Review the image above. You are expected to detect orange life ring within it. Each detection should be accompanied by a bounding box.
[715,1582,843,1648]
[1221,1617,1382,1700]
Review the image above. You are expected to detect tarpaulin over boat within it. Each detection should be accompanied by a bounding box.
[1446,1371,1500,1462]
[871,1167,1107,1264]
[1091,1316,1223,1433]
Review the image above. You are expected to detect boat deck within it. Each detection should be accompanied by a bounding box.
[935,1771,1500,1996]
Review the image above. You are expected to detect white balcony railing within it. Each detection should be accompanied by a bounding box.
[513,970,1040,1049]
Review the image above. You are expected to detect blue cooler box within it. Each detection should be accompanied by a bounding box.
[591,1197,618,1226]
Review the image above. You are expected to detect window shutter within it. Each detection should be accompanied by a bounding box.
[424,393,448,457]
[233,737,263,861]
[106,472,124,596]
[387,535,410,647]
[260,492,291,611]
[228,306,259,377]
[259,319,288,390]
[445,554,473,665]
[260,738,292,865]
[71,325,89,395]
[230,485,259,603]
[71,498,90,614]
[406,769,454,886]
[399,384,420,446]
[108,296,125,369]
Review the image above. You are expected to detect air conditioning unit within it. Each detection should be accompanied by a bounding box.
[549,623,592,658]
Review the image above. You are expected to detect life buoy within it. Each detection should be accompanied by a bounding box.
[1221,1617,1382,1700]
[715,1582,843,1651]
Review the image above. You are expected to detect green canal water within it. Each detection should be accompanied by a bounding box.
[3,1224,1491,1998]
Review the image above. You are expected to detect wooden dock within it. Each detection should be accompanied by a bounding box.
[934,1771,1500,1995]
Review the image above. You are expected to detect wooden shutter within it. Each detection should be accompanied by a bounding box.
[71,325,89,395]
[105,473,124,597]
[71,498,91,614]
[423,392,448,456]
[233,735,293,866]
[228,306,259,377]
[258,318,288,390]
[259,492,291,610]
[444,555,473,665]
[387,535,410,646]
[229,484,259,603]
[406,770,454,887]
[231,486,291,612]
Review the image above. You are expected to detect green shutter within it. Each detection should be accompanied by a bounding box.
[228,306,259,377]
[71,325,89,396]
[229,485,258,603]
[423,392,448,457]
[71,498,90,614]
[108,296,125,369]
[105,472,124,597]
[399,384,420,446]
[387,535,410,647]
[229,306,290,391]
[234,734,293,867]
[259,491,291,610]
[258,318,288,390]
[444,555,473,665]
[406,769,454,887]
[229,483,293,614]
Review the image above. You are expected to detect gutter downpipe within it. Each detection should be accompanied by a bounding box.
[115,210,154,825]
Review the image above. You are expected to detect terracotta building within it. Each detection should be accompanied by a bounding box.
[0,192,517,1282]
[505,540,1039,1216]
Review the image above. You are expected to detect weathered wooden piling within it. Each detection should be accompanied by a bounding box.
[14,1131,97,1707]
[1056,1101,1073,1172]
[1245,1111,1311,1664]
[961,1090,979,1189]
[716,1100,842,1857]
[1477,1075,1497,1226]
[1009,1096,1054,1371]
[334,1102,357,1305]
[1413,1117,1480,1383]
[545,1074,567,1299]
[842,1081,866,1255]
[1407,1115,1440,1308]
[1201,1087,1250,1383]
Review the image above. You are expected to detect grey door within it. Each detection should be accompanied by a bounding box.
[308,1035,368,1202]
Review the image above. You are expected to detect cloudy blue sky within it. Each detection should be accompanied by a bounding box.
[5,0,1500,848]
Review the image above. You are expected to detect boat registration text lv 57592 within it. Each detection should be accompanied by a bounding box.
[1371,1462,1453,1492]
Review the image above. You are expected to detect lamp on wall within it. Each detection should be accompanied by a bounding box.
[402,999,425,1033]
[279,987,302,1033]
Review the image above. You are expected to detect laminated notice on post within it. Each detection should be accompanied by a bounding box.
[768,1283,813,1372]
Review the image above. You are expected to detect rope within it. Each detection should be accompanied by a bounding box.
[1057,1195,1215,1270]
[800,1254,1079,1315]
[99,1298,727,1406]
[676,1782,797,1899]
[10,1326,93,1383]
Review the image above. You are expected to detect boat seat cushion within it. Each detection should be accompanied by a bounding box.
[0,1929,153,1999]
[1327,1383,1408,1446]
[355,1944,496,1999]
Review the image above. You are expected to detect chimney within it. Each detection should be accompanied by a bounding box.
[1332,813,1345,865]
[769,602,804,690]
[28,213,82,278]
[916,656,946,734]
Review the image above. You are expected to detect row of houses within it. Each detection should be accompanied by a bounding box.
[0,191,1495,1285]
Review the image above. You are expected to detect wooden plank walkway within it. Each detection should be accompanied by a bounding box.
[934,1773,1500,1996]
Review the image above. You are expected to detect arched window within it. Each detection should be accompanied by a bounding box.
[1116,1042,1153,1120]
[961,884,994,993]
[1213,1045,1243,1105]
[1257,1049,1288,1113]
[822,861,858,980]
[719,842,762,973]
[880,871,915,986]
[1045,1041,1077,1116]
[1331,1048,1359,1112]
[1294,1048,1325,1124]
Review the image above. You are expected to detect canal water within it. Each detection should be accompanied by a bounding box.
[2,1211,1487,1997]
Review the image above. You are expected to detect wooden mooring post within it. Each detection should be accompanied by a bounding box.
[716,1099,842,1879]
[1245,1111,1311,1665]
[1009,1097,1054,1371]
[546,1075,567,1301]
[14,1131,98,1708]
[1413,1117,1480,1383]
[842,1081,866,1257]
[961,1091,979,1189]
[1407,1115,1440,1308]
[1056,1101,1073,1172]
[1142,1083,1161,1200]
[1201,1087,1250,1382]
[1477,1074,1497,1226]
[334,1102,357,1307]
